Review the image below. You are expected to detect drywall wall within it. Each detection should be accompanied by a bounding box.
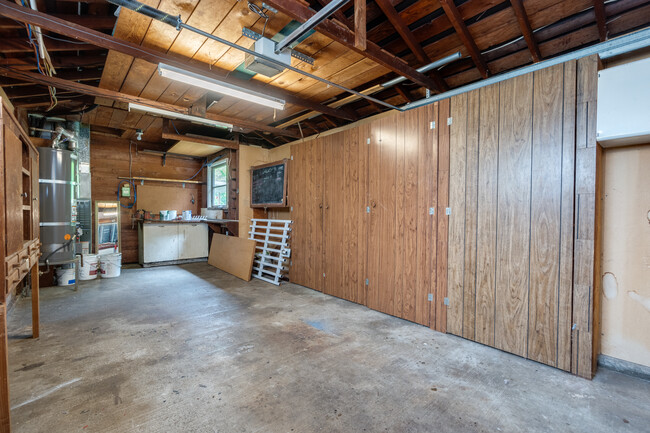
[601,144,650,367]
[238,144,290,236]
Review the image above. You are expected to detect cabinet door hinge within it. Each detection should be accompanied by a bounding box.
[427,293,433,302]
[444,297,450,306]
[365,278,369,286]
[447,117,453,126]
[430,121,436,129]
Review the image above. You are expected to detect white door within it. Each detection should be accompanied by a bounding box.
[143,224,179,263]
[178,223,209,259]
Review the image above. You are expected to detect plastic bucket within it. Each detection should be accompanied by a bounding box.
[56,266,76,286]
[182,210,192,220]
[79,254,99,280]
[99,253,122,278]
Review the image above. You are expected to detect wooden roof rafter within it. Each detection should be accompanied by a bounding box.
[374,0,448,91]
[439,0,490,78]
[510,0,542,62]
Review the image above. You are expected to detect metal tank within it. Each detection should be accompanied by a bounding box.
[38,147,78,264]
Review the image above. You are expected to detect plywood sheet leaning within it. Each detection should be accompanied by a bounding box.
[208,234,256,281]
[136,184,200,215]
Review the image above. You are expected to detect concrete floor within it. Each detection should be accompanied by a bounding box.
[6,263,650,433]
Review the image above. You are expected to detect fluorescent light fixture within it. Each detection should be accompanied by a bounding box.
[158,63,286,110]
[127,103,233,130]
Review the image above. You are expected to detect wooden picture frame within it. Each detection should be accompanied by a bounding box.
[250,159,288,208]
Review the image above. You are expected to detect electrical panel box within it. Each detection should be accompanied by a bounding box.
[121,184,131,198]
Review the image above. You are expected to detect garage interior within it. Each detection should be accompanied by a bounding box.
[0,0,649,432]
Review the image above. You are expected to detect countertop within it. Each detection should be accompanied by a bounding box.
[140,219,238,224]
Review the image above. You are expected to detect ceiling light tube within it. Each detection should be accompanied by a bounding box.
[127,103,233,130]
[158,63,286,110]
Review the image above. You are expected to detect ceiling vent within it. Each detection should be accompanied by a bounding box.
[244,37,292,77]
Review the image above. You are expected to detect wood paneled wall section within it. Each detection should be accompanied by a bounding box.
[90,136,204,263]
[446,55,601,378]
[289,101,450,330]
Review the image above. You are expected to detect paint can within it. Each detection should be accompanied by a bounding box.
[99,253,122,278]
[182,210,192,220]
[56,265,76,286]
[168,210,178,220]
[79,254,99,280]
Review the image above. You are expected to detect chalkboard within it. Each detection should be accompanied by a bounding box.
[250,159,288,208]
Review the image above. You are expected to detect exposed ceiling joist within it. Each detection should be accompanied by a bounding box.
[263,0,442,92]
[593,0,609,41]
[161,120,239,149]
[0,37,93,53]
[510,0,542,63]
[0,0,357,122]
[354,0,366,50]
[0,14,116,30]
[439,0,490,79]
[0,67,301,138]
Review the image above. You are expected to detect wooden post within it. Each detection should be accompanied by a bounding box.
[31,264,39,339]
[0,304,10,433]
[354,0,366,50]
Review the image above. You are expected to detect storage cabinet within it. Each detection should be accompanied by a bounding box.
[138,222,208,266]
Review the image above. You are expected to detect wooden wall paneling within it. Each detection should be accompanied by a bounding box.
[414,103,435,326]
[4,126,22,255]
[557,60,577,372]
[309,137,324,292]
[0,104,4,305]
[572,54,600,379]
[366,119,382,311]
[324,133,345,299]
[463,90,480,340]
[343,127,360,303]
[434,98,451,333]
[402,108,419,323]
[474,83,500,345]
[357,122,370,306]
[447,93,468,336]
[428,102,440,329]
[494,72,533,358]
[289,143,305,286]
[378,114,397,316]
[394,111,406,318]
[527,63,564,366]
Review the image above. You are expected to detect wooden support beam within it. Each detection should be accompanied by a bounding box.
[316,0,353,30]
[0,37,93,53]
[394,83,414,103]
[439,0,490,78]
[0,68,103,86]
[263,0,442,91]
[162,119,239,149]
[0,1,356,122]
[0,14,116,30]
[374,0,448,91]
[0,68,301,138]
[253,131,283,148]
[322,114,339,128]
[510,0,542,62]
[593,0,608,41]
[354,0,366,50]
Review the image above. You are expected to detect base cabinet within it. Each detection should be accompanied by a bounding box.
[138,223,208,266]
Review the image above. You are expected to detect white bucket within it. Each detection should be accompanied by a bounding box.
[56,266,76,286]
[168,210,178,220]
[182,210,192,220]
[79,254,99,280]
[99,253,122,278]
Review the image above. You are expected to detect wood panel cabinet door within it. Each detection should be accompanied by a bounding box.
[178,224,208,259]
[3,125,23,256]
[30,151,39,240]
[322,134,345,299]
[142,224,179,263]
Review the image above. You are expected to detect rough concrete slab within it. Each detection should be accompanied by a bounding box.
[7,263,650,432]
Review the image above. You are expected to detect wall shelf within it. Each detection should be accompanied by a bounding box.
[117,176,205,185]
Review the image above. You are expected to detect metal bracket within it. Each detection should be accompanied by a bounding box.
[445,207,451,215]
[366,206,370,213]
[444,297,450,306]
[430,121,436,129]
[365,278,369,286]
[447,117,453,126]
[242,28,315,65]
[429,207,435,215]
[262,2,278,13]
[428,293,433,301]
[290,206,294,212]
[366,137,371,144]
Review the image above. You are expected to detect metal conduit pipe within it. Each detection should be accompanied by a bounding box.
[106,0,407,111]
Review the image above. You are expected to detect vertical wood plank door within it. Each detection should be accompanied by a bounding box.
[323,134,345,299]
[289,143,306,287]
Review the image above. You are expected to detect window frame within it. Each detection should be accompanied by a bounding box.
[208,158,228,209]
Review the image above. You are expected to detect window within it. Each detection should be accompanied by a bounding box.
[209,159,228,208]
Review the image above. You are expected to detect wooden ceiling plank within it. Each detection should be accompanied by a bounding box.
[510,0,542,62]
[439,0,490,78]
[263,0,442,91]
[593,0,608,41]
[0,1,356,121]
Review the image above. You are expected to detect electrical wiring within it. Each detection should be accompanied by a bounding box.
[117,179,137,209]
